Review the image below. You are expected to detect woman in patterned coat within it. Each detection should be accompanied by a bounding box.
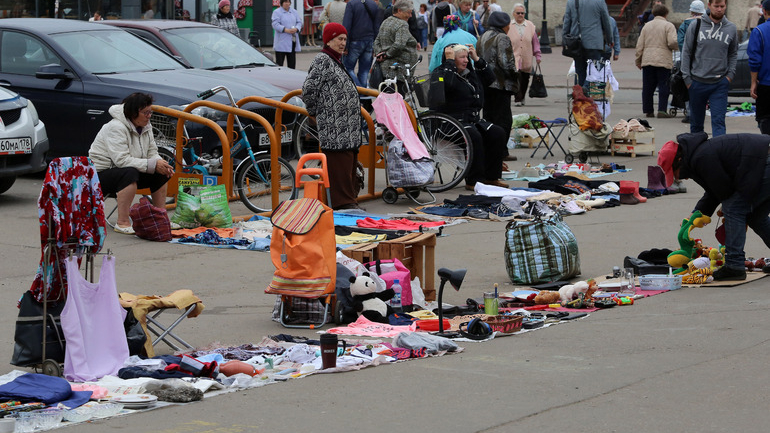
[374,0,419,83]
[302,23,363,210]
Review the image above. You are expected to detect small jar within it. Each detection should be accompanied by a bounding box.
[483,292,498,316]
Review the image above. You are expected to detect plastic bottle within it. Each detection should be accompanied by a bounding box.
[391,280,402,311]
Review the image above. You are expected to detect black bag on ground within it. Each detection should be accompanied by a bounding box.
[529,63,548,98]
[11,291,66,367]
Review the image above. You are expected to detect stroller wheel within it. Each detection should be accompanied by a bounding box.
[669,108,677,117]
[406,188,421,199]
[578,152,588,163]
[382,187,399,204]
[41,359,62,377]
[564,153,575,164]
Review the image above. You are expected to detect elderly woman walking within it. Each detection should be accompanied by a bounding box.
[635,3,677,118]
[374,0,419,89]
[272,0,303,69]
[507,3,541,107]
[302,23,364,210]
[211,0,239,37]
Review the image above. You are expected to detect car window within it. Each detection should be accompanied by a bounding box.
[124,28,171,55]
[51,29,185,74]
[1,31,63,76]
[163,27,275,69]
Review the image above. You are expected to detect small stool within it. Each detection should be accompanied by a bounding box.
[145,304,198,351]
[530,118,569,160]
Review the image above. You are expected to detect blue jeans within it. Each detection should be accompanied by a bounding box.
[688,77,729,137]
[721,154,770,268]
[420,28,428,48]
[343,39,373,88]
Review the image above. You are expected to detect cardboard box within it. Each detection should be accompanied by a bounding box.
[377,233,437,301]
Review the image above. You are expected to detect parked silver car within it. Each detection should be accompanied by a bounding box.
[0,87,48,194]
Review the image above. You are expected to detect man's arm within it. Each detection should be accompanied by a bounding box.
[681,20,697,86]
[726,25,739,81]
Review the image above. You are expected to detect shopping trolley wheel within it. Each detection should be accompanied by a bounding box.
[382,187,399,204]
[669,108,678,117]
[578,152,588,163]
[405,188,421,199]
[564,153,575,164]
[335,299,344,325]
[41,359,61,377]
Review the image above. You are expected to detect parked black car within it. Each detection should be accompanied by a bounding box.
[0,19,301,159]
[729,40,750,97]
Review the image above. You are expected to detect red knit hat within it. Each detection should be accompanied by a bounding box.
[323,22,347,45]
[657,140,679,188]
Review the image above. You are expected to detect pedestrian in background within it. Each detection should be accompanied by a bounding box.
[302,23,364,210]
[476,0,501,30]
[507,3,541,107]
[374,0,419,90]
[211,0,239,37]
[342,0,383,87]
[746,2,762,40]
[635,3,677,119]
[303,0,317,47]
[272,0,303,69]
[603,17,620,61]
[319,0,348,30]
[418,4,430,50]
[677,0,706,124]
[563,0,613,86]
[456,0,482,36]
[749,0,770,134]
[681,0,737,137]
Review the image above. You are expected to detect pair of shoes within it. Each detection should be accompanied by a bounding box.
[657,111,672,118]
[645,112,655,118]
[681,116,690,123]
[713,265,747,281]
[514,102,522,107]
[114,224,135,235]
[503,155,518,161]
[485,179,510,188]
[618,180,646,204]
[169,221,182,230]
[465,184,476,191]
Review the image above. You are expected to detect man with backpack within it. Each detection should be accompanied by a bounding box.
[681,0,738,137]
[342,0,383,87]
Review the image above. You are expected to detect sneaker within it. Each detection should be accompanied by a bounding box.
[681,116,690,123]
[763,264,770,274]
[503,155,518,162]
[713,266,747,281]
[169,221,182,230]
[557,200,585,216]
[114,224,135,235]
[673,179,687,193]
[645,113,655,118]
[514,102,522,107]
[657,111,672,118]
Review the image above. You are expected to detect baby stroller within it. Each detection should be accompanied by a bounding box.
[373,79,436,205]
[669,54,688,118]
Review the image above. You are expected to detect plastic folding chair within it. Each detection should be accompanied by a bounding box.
[530,118,569,160]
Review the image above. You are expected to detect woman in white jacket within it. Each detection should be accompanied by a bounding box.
[89,93,174,234]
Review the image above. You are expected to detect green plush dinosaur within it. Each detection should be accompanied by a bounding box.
[667,210,711,274]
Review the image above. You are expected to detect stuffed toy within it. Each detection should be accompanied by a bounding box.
[745,258,767,271]
[349,272,395,323]
[533,290,560,305]
[668,211,712,273]
[558,280,591,304]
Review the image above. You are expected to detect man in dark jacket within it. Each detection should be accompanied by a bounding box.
[659,132,770,280]
[342,0,383,87]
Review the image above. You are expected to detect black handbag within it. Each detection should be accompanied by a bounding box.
[368,60,385,89]
[124,307,147,356]
[528,63,548,98]
[562,0,583,58]
[11,291,66,367]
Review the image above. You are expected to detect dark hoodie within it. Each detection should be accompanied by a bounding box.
[677,132,770,216]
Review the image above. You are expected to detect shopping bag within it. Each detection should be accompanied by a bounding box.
[528,63,548,98]
[365,258,413,307]
[386,139,434,188]
[11,291,66,367]
[504,214,581,284]
[369,60,385,89]
[129,197,172,241]
[562,33,582,58]
[171,183,232,229]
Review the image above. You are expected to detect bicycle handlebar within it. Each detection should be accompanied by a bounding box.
[196,86,237,106]
[197,89,215,100]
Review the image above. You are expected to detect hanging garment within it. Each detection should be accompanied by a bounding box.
[62,256,129,382]
[30,157,106,303]
[372,92,431,160]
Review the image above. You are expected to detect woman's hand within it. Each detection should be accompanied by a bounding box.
[444,46,455,60]
[468,45,479,61]
[156,159,174,178]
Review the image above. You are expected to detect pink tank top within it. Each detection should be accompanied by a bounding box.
[62,256,129,382]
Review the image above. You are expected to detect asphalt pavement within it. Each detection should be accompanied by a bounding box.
[1,45,770,433]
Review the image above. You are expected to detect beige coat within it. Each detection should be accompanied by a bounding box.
[635,16,677,69]
[507,20,541,73]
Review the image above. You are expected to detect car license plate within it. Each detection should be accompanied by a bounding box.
[0,137,32,155]
[258,130,292,147]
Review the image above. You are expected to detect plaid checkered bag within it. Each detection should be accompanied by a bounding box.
[129,197,172,241]
[504,214,580,284]
[386,138,434,188]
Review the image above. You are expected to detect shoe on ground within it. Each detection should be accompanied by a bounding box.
[514,102,522,107]
[713,266,747,281]
[657,111,672,118]
[503,155,518,161]
[645,112,655,118]
[465,184,476,191]
[673,179,687,193]
[681,116,690,123]
[114,224,135,235]
[485,179,510,188]
[169,221,182,230]
[763,264,770,273]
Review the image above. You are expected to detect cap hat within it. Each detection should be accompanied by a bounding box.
[657,140,679,188]
[487,11,511,28]
[218,0,230,9]
[323,22,347,45]
[689,0,705,14]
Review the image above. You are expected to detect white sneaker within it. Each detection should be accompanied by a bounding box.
[114,224,135,235]
[169,221,182,230]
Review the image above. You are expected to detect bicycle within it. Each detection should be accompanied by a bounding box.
[292,58,472,193]
[167,85,297,213]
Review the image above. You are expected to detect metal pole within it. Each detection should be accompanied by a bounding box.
[540,0,552,54]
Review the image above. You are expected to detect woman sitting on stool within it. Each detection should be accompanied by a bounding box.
[89,93,175,234]
[429,43,509,190]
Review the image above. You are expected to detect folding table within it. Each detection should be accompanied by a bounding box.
[530,118,569,160]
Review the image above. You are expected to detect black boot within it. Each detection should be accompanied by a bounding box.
[713,266,747,281]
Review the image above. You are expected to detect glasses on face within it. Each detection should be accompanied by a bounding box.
[515,11,524,14]
[140,108,153,117]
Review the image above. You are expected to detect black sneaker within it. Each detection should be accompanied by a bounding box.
[713,266,747,281]
[763,264,770,274]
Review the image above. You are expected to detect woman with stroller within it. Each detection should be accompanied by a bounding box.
[429,44,508,190]
[634,3,678,118]
[302,23,364,210]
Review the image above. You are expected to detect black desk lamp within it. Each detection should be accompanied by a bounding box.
[434,267,466,338]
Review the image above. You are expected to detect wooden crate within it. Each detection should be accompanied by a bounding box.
[340,242,379,265]
[610,130,656,157]
[377,233,436,302]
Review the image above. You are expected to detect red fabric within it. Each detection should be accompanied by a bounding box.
[571,85,604,132]
[356,217,445,231]
[129,197,172,242]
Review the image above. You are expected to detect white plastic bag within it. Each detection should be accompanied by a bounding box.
[336,251,387,292]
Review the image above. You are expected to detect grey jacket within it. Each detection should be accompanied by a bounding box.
[563,0,612,52]
[681,14,738,86]
[302,53,363,151]
[477,27,518,93]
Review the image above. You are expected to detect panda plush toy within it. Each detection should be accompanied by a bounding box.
[349,272,395,323]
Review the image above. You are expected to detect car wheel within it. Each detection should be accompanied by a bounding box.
[0,177,16,195]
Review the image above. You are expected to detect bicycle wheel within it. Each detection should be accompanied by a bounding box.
[235,156,297,213]
[418,112,472,192]
[293,114,321,160]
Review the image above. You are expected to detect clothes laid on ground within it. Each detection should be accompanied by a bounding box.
[178,229,250,246]
[327,315,418,337]
[356,218,445,231]
[0,373,91,407]
[334,226,411,240]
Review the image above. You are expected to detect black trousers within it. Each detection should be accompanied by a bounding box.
[514,72,531,103]
[463,122,508,185]
[757,83,770,134]
[275,51,297,69]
